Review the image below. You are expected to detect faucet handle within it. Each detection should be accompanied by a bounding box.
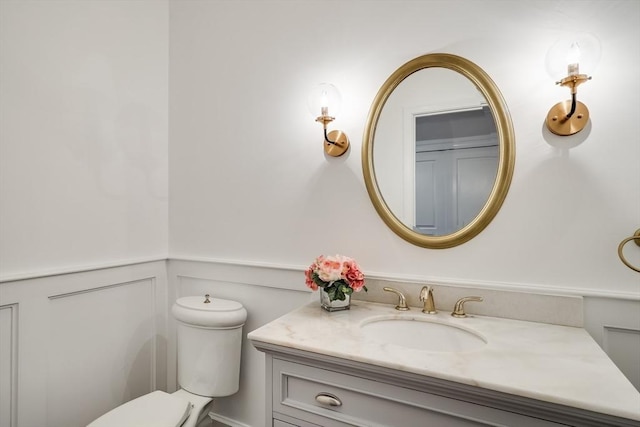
[383,287,409,311]
[419,286,437,314]
[451,296,483,318]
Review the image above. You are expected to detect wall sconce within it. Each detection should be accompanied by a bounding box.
[545,35,600,136]
[308,83,350,157]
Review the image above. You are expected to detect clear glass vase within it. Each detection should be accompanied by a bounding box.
[320,288,351,312]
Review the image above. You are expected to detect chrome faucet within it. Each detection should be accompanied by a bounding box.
[383,287,409,311]
[419,286,437,314]
[451,296,483,318]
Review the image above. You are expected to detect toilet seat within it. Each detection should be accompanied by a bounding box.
[87,390,192,427]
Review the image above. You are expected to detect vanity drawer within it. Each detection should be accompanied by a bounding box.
[272,358,563,427]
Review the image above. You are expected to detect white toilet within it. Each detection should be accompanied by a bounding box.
[88,294,247,427]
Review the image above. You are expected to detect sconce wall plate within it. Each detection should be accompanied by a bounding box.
[546,100,589,136]
[324,130,349,156]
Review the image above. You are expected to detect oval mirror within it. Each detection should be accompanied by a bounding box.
[362,53,515,249]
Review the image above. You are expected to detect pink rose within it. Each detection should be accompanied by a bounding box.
[344,260,365,292]
[317,255,344,282]
[304,261,319,290]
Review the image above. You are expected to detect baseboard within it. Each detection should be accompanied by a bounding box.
[208,412,252,427]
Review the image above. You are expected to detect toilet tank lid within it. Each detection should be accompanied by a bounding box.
[87,391,191,427]
[172,295,247,328]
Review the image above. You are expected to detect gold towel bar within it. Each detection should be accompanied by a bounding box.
[617,229,640,273]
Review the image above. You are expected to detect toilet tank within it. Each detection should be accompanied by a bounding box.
[171,295,247,397]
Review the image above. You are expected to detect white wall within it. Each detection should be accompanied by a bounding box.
[0,2,170,426]
[0,0,169,279]
[169,0,639,297]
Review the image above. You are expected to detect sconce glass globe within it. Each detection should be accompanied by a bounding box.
[545,32,601,80]
[307,83,343,118]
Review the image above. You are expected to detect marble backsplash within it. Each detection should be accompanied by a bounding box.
[352,278,583,327]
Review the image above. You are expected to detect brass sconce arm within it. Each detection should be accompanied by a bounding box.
[546,76,591,136]
[315,115,341,146]
[315,114,349,156]
[555,73,592,119]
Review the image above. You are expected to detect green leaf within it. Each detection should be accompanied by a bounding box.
[312,273,327,289]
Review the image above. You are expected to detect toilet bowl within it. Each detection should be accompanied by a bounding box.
[88,295,247,427]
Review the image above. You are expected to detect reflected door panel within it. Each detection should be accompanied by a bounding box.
[416,146,498,236]
[456,148,499,229]
[415,158,439,234]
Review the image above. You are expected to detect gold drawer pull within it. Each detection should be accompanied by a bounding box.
[315,392,342,407]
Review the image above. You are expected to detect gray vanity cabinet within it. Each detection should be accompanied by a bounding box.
[255,344,638,427]
[268,356,559,427]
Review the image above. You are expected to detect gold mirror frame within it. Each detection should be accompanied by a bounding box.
[362,53,515,249]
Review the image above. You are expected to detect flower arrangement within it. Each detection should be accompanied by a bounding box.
[304,255,367,302]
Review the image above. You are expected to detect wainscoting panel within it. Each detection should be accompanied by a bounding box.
[2,257,637,427]
[47,279,158,427]
[0,261,168,427]
[0,304,18,427]
[583,296,640,392]
[603,326,640,391]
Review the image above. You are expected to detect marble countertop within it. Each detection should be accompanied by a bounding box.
[248,300,640,421]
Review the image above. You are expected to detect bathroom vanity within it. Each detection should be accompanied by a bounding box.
[248,301,640,427]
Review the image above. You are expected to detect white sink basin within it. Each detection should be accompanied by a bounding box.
[360,317,487,352]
